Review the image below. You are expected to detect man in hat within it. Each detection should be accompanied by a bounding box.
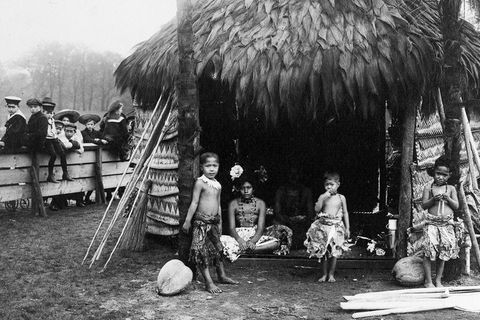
[41,97,73,183]
[0,96,27,151]
[24,98,48,152]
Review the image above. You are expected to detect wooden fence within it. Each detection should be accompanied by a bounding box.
[0,143,132,204]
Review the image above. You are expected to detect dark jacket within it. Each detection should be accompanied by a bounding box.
[100,115,128,144]
[25,112,48,152]
[1,113,27,151]
[81,128,102,144]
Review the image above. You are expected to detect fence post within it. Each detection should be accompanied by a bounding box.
[95,146,106,204]
[30,152,47,217]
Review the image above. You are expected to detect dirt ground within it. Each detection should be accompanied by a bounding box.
[1,203,480,320]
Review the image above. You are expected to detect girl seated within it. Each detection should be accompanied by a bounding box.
[221,174,292,262]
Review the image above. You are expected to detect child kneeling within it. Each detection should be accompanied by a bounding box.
[182,153,238,293]
[304,172,350,282]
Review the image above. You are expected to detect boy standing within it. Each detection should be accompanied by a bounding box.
[42,97,73,183]
[182,153,238,293]
[24,98,47,153]
[420,156,459,288]
[0,96,26,151]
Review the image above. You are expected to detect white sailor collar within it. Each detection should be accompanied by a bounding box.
[8,109,26,120]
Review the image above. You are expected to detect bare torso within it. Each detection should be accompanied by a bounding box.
[321,193,343,219]
[195,180,221,221]
[428,184,454,217]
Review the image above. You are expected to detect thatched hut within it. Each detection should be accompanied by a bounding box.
[115,0,480,252]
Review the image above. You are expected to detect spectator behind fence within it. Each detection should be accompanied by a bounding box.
[24,98,47,153]
[54,109,84,154]
[41,97,73,183]
[100,100,129,161]
[0,96,26,152]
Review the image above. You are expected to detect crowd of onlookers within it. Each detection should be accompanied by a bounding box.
[1,96,134,210]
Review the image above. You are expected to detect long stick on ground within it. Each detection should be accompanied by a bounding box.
[344,286,480,300]
[90,100,172,264]
[101,109,173,271]
[89,101,173,267]
[82,93,164,265]
[459,181,480,271]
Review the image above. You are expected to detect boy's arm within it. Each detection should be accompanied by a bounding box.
[444,186,459,210]
[341,195,350,238]
[182,179,202,232]
[217,188,222,234]
[314,193,327,214]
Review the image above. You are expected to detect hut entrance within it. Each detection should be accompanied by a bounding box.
[198,78,388,258]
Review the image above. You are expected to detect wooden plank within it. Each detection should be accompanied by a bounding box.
[0,173,132,202]
[0,162,132,185]
[0,146,127,169]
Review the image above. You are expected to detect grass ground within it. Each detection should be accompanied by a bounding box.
[1,203,479,320]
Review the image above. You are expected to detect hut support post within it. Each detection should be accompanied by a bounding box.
[176,0,201,272]
[396,99,417,258]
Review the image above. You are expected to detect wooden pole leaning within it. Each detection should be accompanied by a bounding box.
[88,101,173,267]
[459,181,480,271]
[89,98,173,265]
[82,93,164,265]
[99,108,173,271]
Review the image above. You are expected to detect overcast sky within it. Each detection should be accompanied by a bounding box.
[0,0,177,63]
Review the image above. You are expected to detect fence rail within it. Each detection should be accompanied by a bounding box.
[0,143,132,203]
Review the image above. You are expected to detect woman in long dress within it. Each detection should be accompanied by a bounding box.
[221,175,292,262]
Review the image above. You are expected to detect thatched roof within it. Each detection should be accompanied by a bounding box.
[115,0,480,123]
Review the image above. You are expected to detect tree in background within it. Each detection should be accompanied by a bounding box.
[0,42,126,120]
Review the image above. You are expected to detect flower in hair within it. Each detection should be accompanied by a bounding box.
[230,164,244,181]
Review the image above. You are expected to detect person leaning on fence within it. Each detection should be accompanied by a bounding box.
[79,113,104,205]
[24,98,47,153]
[79,114,105,145]
[54,109,84,154]
[41,97,73,183]
[0,96,27,152]
[100,100,129,161]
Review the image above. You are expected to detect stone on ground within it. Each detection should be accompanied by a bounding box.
[157,259,193,296]
[392,256,425,286]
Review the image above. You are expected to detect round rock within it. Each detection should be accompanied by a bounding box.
[392,256,425,286]
[157,259,193,296]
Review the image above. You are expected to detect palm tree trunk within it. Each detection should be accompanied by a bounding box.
[175,0,201,272]
[439,0,465,280]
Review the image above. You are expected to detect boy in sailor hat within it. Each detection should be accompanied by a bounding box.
[0,96,27,151]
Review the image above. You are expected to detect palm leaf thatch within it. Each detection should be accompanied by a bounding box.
[115,0,480,124]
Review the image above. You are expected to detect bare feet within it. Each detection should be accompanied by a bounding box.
[424,282,435,288]
[218,276,239,284]
[327,275,336,283]
[205,282,222,294]
[435,281,444,288]
[317,275,327,282]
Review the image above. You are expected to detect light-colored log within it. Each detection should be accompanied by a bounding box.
[345,285,480,300]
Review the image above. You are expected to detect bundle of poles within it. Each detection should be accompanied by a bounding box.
[82,93,174,271]
[341,286,480,318]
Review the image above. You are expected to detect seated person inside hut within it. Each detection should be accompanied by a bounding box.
[0,96,26,152]
[54,109,84,154]
[221,173,292,262]
[273,167,314,249]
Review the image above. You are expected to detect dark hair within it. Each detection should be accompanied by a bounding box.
[434,155,451,171]
[234,173,256,190]
[427,155,451,176]
[324,171,340,182]
[200,152,219,165]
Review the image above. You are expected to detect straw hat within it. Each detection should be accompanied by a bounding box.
[54,109,80,123]
[79,114,101,125]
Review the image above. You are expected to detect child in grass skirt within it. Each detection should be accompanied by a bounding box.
[305,172,350,282]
